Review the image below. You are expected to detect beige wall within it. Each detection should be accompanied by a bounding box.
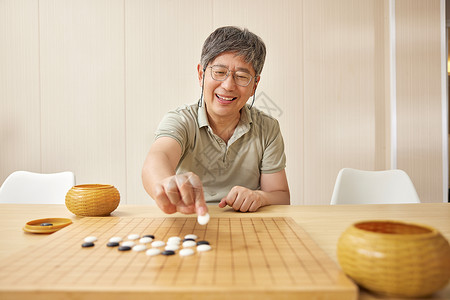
[396,0,444,203]
[0,0,445,205]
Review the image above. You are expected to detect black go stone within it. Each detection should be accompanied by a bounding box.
[161,250,175,256]
[118,245,132,251]
[40,223,53,226]
[183,238,195,242]
[81,242,95,248]
[197,240,210,246]
[107,242,120,247]
[143,234,155,239]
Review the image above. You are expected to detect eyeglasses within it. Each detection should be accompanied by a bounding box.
[208,65,256,87]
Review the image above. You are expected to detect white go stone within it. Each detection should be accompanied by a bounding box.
[132,244,147,252]
[179,248,195,257]
[168,236,181,243]
[197,212,210,225]
[182,240,196,248]
[109,236,122,243]
[184,234,198,240]
[146,248,161,256]
[151,240,165,248]
[197,244,212,252]
[84,236,97,243]
[127,234,140,240]
[165,244,179,251]
[139,237,153,244]
[122,241,135,247]
[167,239,180,246]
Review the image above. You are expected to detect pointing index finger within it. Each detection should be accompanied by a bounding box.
[187,173,208,216]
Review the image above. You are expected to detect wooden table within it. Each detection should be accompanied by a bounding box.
[0,203,449,300]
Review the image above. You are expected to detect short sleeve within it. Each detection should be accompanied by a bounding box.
[154,107,195,154]
[260,118,286,174]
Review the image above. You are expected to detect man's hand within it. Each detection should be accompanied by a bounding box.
[153,172,208,216]
[218,186,266,212]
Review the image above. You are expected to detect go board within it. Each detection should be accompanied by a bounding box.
[0,217,357,300]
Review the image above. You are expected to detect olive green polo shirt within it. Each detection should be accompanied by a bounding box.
[154,103,286,203]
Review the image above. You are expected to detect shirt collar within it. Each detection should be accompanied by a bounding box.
[197,104,253,129]
[198,104,209,128]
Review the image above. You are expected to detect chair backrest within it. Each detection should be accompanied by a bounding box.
[0,171,75,204]
[330,168,420,205]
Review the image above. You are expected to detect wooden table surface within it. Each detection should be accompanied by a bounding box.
[0,203,449,300]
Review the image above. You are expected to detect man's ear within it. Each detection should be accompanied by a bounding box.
[252,76,261,95]
[197,64,204,87]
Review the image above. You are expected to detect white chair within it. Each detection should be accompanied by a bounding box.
[0,171,75,204]
[330,168,420,205]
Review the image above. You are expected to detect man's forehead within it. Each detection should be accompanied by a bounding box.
[210,52,255,73]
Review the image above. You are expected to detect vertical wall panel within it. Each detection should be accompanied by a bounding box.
[303,0,386,204]
[0,0,445,205]
[0,0,41,182]
[39,0,126,199]
[396,0,443,202]
[126,0,212,205]
[213,0,304,204]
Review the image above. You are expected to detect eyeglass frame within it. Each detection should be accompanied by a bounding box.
[207,65,258,87]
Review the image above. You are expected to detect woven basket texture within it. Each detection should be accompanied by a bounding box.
[65,184,120,216]
[337,220,450,298]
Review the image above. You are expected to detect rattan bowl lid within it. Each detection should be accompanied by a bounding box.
[23,218,72,234]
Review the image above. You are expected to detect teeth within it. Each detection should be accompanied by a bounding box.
[217,95,234,101]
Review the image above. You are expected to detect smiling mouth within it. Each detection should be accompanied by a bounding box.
[216,94,237,102]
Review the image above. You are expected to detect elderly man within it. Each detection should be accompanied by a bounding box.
[142,26,289,216]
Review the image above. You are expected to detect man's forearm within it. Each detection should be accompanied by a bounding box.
[142,151,176,198]
[256,189,290,206]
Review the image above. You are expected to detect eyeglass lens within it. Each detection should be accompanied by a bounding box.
[210,66,253,87]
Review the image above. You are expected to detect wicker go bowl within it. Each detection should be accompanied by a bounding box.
[65,184,120,216]
[337,220,450,298]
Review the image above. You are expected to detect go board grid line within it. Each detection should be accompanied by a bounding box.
[240,218,255,284]
[186,218,207,286]
[193,219,210,284]
[4,217,73,285]
[211,217,220,285]
[250,218,275,284]
[232,220,254,284]
[158,218,202,286]
[0,216,358,299]
[106,217,163,286]
[15,217,108,286]
[136,218,175,286]
[284,219,335,284]
[263,218,296,284]
[214,218,230,284]
[81,218,146,286]
[210,218,219,285]
[257,218,281,283]
[229,217,236,285]
[60,217,140,286]
[0,216,88,283]
[142,218,176,286]
[164,218,194,286]
[129,218,169,286]
[159,218,201,285]
[133,218,169,285]
[273,218,315,284]
[77,219,142,284]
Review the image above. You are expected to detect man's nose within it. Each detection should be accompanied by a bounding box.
[221,73,237,90]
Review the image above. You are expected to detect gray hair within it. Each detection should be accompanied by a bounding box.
[200,26,266,76]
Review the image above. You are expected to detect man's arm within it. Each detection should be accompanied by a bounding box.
[142,137,207,215]
[142,137,181,196]
[258,169,290,205]
[218,169,290,212]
